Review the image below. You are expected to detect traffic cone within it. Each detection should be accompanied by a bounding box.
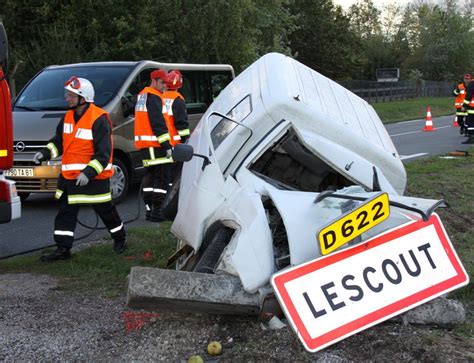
[452,116,460,127]
[423,106,436,131]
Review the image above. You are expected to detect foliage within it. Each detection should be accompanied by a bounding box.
[1,0,296,90]
[288,0,363,79]
[1,0,473,89]
[400,2,474,81]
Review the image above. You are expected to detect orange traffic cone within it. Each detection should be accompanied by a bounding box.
[452,116,460,127]
[423,106,436,131]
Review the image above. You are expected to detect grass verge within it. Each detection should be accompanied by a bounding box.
[373,96,453,124]
[405,147,474,338]
[0,222,176,297]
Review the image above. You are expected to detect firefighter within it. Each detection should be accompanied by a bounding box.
[33,76,127,261]
[461,74,474,144]
[453,74,471,135]
[163,70,189,183]
[134,69,173,222]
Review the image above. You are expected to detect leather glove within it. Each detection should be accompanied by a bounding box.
[166,148,173,159]
[33,152,44,165]
[75,172,89,187]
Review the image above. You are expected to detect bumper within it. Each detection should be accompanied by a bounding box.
[6,165,60,193]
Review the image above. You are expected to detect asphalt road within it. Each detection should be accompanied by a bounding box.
[385,115,471,161]
[0,187,148,259]
[0,115,471,259]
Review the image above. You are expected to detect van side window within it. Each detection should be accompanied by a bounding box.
[180,70,233,115]
[211,95,252,149]
[180,71,209,115]
[126,68,154,103]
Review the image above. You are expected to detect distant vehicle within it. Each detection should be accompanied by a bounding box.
[0,22,21,224]
[7,61,234,202]
[167,53,447,297]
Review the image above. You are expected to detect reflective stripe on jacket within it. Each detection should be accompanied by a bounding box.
[134,87,167,149]
[454,83,466,108]
[162,90,185,147]
[61,104,114,180]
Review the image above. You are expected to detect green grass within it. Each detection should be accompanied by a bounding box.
[405,149,474,302]
[405,148,474,338]
[0,222,176,297]
[373,97,454,124]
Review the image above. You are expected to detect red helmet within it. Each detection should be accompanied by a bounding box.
[150,69,167,81]
[166,70,183,90]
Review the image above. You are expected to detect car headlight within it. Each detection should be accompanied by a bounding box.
[45,159,62,166]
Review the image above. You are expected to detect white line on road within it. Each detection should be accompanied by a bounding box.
[400,153,428,160]
[390,125,452,137]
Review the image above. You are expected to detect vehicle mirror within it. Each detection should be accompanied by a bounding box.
[172,144,194,162]
[0,23,8,72]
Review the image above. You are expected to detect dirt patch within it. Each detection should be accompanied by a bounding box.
[0,274,472,361]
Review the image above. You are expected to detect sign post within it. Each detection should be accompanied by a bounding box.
[272,214,469,353]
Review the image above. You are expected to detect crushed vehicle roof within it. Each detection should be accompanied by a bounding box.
[204,52,406,194]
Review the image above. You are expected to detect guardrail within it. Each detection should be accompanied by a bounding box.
[338,80,453,103]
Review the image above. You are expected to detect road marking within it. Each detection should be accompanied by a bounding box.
[390,125,451,137]
[400,153,428,160]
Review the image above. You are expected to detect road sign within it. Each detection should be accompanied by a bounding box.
[272,214,469,353]
[318,192,390,255]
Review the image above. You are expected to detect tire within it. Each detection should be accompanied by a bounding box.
[18,192,30,201]
[110,157,129,204]
[161,176,180,221]
[193,227,234,273]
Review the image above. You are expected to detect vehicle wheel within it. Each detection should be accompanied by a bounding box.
[111,157,129,204]
[161,176,180,221]
[18,192,30,201]
[193,227,234,274]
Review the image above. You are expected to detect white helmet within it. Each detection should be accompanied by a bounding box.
[64,76,95,102]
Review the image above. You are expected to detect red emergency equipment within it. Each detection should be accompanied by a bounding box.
[0,68,13,170]
[0,21,12,171]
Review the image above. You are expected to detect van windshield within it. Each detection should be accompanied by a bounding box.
[14,65,134,110]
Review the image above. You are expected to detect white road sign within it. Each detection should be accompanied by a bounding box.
[272,214,469,353]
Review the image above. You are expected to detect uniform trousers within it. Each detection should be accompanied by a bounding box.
[54,192,126,249]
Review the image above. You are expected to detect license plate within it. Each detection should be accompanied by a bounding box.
[318,192,390,255]
[4,168,35,177]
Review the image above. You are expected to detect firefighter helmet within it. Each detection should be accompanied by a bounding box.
[150,69,167,81]
[166,70,183,90]
[64,76,95,102]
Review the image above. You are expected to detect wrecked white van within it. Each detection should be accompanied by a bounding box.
[167,53,445,296]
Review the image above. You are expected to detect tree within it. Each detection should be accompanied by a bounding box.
[400,1,474,81]
[288,0,362,79]
[2,0,297,90]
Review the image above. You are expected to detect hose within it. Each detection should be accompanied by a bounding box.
[0,182,144,260]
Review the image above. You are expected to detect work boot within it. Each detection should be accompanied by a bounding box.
[145,204,151,221]
[113,239,128,254]
[149,208,165,222]
[40,246,71,262]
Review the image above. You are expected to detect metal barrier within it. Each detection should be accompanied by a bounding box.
[338,80,453,103]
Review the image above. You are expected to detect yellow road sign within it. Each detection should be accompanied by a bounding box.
[318,192,390,255]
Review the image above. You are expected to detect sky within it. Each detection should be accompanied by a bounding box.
[333,0,440,9]
[334,0,408,7]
